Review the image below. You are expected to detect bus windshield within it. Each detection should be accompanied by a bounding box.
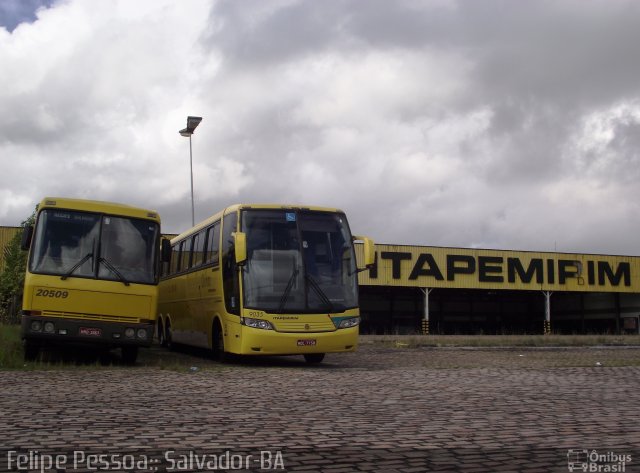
[241,209,358,313]
[29,209,160,285]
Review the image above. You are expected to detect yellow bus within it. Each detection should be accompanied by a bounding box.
[21,197,170,364]
[158,204,374,363]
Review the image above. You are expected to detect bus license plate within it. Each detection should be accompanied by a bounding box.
[297,339,316,346]
[79,327,102,337]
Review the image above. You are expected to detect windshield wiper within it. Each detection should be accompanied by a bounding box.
[98,257,130,286]
[305,274,334,312]
[277,266,299,313]
[61,253,93,280]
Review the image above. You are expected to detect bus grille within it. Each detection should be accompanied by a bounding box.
[274,320,336,333]
[39,311,142,324]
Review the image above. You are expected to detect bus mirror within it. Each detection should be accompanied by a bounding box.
[161,239,172,263]
[361,236,375,268]
[353,235,375,269]
[233,232,247,265]
[363,237,375,268]
[21,225,34,251]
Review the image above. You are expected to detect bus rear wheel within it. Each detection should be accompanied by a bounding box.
[304,353,325,364]
[212,322,227,362]
[157,320,167,347]
[165,320,174,350]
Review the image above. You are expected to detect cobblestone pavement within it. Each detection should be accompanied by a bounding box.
[1,343,639,472]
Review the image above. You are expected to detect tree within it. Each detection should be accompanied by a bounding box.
[0,211,36,323]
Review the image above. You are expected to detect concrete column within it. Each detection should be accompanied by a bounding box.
[420,288,433,335]
[615,293,621,335]
[542,291,553,335]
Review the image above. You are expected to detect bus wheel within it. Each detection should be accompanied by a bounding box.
[212,322,227,362]
[304,353,325,364]
[165,321,173,351]
[121,346,138,365]
[158,320,166,347]
[23,340,40,361]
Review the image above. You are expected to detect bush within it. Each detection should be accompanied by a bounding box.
[0,211,35,324]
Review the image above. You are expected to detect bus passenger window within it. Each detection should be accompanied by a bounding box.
[205,223,220,265]
[181,238,192,270]
[171,242,182,274]
[192,233,204,268]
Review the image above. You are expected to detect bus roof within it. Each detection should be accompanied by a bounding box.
[170,203,346,243]
[37,197,161,223]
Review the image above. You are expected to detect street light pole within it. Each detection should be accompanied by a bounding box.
[188,133,195,226]
[179,116,202,226]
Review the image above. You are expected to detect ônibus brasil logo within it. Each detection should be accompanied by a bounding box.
[567,449,632,472]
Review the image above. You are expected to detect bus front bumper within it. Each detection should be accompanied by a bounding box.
[238,326,359,355]
[21,313,154,348]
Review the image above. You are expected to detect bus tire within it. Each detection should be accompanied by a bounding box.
[165,320,174,351]
[304,353,325,364]
[121,346,138,365]
[212,321,227,362]
[23,340,40,361]
[158,319,167,347]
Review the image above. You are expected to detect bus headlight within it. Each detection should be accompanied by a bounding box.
[124,328,135,339]
[30,321,42,332]
[338,317,360,329]
[136,329,147,340]
[43,322,55,333]
[241,317,274,330]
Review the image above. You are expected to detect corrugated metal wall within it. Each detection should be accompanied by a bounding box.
[0,226,20,272]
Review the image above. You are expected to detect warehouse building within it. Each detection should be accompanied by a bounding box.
[357,244,640,335]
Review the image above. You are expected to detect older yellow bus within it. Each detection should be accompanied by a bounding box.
[158,204,374,363]
[21,197,169,363]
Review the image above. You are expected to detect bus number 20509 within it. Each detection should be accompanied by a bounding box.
[35,289,69,298]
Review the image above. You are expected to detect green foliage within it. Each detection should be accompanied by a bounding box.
[0,210,36,323]
[0,324,24,368]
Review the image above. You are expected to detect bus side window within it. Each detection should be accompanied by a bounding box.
[205,222,220,265]
[171,242,182,275]
[181,238,192,270]
[192,232,205,268]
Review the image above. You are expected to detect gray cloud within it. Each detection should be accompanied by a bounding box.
[2,0,640,255]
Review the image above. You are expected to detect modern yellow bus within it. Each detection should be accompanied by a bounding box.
[21,197,170,363]
[158,204,374,363]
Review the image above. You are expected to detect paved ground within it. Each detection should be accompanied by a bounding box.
[1,342,639,472]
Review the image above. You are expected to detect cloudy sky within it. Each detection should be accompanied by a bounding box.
[1,0,640,255]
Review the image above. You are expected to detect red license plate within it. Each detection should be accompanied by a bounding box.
[79,327,102,337]
[297,339,317,346]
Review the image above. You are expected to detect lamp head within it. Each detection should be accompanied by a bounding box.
[187,116,202,131]
[179,116,203,136]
